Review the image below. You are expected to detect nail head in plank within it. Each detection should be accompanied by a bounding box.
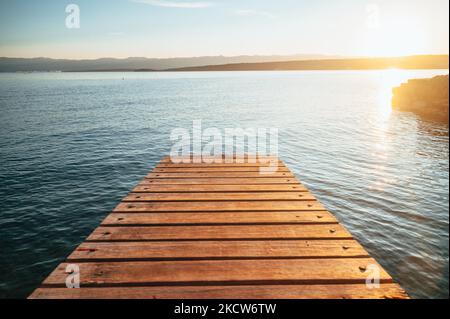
[141,178,301,185]
[30,284,409,300]
[102,211,337,226]
[68,240,369,261]
[114,201,325,212]
[88,224,352,241]
[43,258,392,286]
[30,155,408,299]
[133,184,308,193]
[124,192,316,202]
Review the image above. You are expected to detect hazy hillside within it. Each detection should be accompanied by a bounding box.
[1,55,447,72]
[164,55,449,72]
[0,54,342,72]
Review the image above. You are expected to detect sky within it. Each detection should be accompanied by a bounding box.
[0,0,448,59]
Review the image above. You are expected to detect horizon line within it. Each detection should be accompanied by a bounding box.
[1,53,449,61]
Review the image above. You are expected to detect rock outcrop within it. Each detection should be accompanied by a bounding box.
[392,75,449,122]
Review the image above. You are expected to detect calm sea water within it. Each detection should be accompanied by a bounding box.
[0,70,448,299]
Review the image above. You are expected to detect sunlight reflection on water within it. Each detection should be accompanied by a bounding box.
[0,69,448,298]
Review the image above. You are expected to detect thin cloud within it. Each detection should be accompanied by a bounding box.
[131,0,213,9]
[236,9,276,19]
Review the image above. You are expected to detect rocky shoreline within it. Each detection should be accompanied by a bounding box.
[392,75,449,122]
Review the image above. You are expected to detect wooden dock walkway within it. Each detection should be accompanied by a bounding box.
[30,156,408,299]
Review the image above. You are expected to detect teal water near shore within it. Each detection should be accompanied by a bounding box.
[0,70,448,298]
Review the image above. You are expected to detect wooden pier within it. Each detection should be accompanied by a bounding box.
[30,156,408,299]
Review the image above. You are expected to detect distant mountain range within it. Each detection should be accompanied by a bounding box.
[0,54,344,72]
[164,55,449,72]
[0,54,448,72]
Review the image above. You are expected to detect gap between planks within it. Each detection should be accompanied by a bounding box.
[29,155,408,299]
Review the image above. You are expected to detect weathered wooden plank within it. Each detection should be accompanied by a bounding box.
[147,172,294,179]
[30,155,408,299]
[113,201,325,212]
[42,258,392,286]
[133,184,308,193]
[30,284,409,299]
[153,167,290,173]
[88,224,352,241]
[102,211,337,226]
[157,162,284,168]
[123,192,316,202]
[160,155,282,164]
[68,240,369,261]
[141,178,299,185]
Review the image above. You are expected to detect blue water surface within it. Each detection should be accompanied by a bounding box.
[0,70,448,298]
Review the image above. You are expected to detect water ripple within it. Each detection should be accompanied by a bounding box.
[0,70,448,298]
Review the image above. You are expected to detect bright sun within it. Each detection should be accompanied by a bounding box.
[364,12,428,57]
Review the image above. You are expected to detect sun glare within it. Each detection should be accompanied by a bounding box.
[364,13,428,57]
[377,69,409,118]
